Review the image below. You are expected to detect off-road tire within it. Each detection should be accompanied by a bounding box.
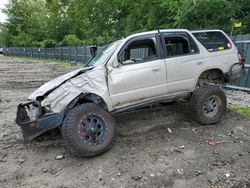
[62,103,116,157]
[190,85,226,125]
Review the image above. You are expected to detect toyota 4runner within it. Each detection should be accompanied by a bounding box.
[16,29,245,157]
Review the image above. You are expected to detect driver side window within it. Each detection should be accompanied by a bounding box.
[118,37,158,64]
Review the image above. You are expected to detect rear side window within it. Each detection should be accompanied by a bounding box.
[164,36,190,57]
[192,31,232,52]
[163,33,199,57]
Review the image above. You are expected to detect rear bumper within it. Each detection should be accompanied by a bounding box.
[225,63,245,82]
[15,101,64,141]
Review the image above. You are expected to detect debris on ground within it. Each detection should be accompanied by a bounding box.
[195,171,202,176]
[149,173,155,177]
[207,140,229,146]
[180,145,185,149]
[177,168,184,175]
[167,128,173,133]
[55,155,64,160]
[18,158,25,164]
[174,149,184,153]
[42,169,47,173]
[190,128,197,132]
[208,140,217,146]
[225,173,231,178]
[131,175,142,181]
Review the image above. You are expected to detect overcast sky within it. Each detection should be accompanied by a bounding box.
[0,0,8,23]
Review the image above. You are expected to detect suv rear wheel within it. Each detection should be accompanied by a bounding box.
[62,103,116,157]
[190,85,226,124]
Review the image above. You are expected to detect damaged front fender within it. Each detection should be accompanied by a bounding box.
[28,66,93,101]
[41,66,112,113]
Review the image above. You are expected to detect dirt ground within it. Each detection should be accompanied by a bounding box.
[0,56,249,188]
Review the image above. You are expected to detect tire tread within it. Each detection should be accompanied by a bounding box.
[62,103,116,157]
[190,85,227,124]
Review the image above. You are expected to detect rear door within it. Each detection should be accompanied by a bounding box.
[162,32,203,93]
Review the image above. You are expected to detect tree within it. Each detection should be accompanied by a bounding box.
[230,0,250,34]
[175,0,234,33]
[61,34,82,46]
[45,0,71,42]
[1,0,48,46]
[0,0,249,47]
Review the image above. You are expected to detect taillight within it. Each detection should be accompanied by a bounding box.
[237,52,244,65]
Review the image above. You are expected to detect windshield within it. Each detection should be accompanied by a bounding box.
[88,40,122,66]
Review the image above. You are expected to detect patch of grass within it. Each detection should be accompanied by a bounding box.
[4,56,83,69]
[228,104,250,119]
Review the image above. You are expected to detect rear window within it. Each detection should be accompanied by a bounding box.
[192,31,232,52]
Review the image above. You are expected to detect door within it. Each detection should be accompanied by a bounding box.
[163,32,203,93]
[108,35,167,109]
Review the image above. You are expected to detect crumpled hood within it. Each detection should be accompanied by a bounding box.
[28,66,93,100]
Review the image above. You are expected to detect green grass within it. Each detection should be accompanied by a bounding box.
[3,56,83,69]
[228,104,250,119]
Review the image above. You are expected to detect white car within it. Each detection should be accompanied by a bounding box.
[16,29,245,157]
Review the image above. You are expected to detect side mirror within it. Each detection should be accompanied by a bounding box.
[122,59,136,65]
[113,60,120,68]
[113,59,135,68]
[90,46,97,57]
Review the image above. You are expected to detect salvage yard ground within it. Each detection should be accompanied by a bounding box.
[0,56,249,188]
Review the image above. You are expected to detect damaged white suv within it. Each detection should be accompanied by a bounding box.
[16,29,245,157]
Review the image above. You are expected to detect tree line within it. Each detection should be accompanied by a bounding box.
[0,0,249,48]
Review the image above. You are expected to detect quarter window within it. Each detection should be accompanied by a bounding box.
[192,31,232,52]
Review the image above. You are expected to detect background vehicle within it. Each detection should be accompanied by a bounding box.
[16,29,245,157]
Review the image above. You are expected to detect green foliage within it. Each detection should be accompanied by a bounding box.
[12,32,33,47]
[230,0,250,34]
[1,0,47,47]
[30,41,42,48]
[175,0,233,33]
[61,35,82,46]
[0,25,12,47]
[41,39,57,48]
[229,104,250,119]
[0,0,249,47]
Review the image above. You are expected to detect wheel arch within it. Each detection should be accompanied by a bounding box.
[66,93,109,112]
[195,68,225,86]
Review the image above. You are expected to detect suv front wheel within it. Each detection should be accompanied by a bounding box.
[190,85,227,124]
[62,103,116,157]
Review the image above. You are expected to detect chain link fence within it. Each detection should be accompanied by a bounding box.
[230,34,250,90]
[3,46,105,65]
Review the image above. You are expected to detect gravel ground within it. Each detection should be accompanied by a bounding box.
[0,56,249,188]
[225,89,250,107]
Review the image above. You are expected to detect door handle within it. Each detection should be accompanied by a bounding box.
[152,68,161,72]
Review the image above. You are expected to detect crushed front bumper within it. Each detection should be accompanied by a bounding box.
[15,101,64,141]
[225,63,245,82]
